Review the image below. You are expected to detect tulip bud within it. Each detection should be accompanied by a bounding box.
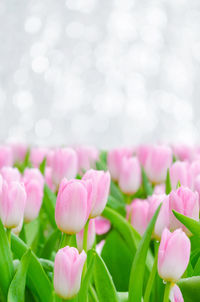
[0,146,13,168]
[172,144,193,162]
[95,217,111,235]
[1,167,21,183]
[136,144,152,166]
[30,147,47,168]
[144,145,172,184]
[23,168,44,222]
[10,143,27,163]
[170,161,191,190]
[118,157,141,195]
[127,199,149,236]
[107,148,133,181]
[147,194,169,239]
[12,218,23,235]
[76,146,99,174]
[55,179,92,234]
[170,284,184,302]
[51,148,78,187]
[82,169,110,218]
[153,184,165,195]
[0,178,26,228]
[169,186,199,234]
[54,246,86,299]
[76,219,95,251]
[158,228,190,282]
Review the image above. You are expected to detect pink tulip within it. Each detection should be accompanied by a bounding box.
[55,179,92,234]
[147,194,169,239]
[154,184,165,195]
[12,218,23,235]
[119,157,141,194]
[158,228,190,282]
[1,167,21,183]
[0,146,13,168]
[127,199,149,236]
[54,246,86,299]
[144,145,172,184]
[190,160,200,189]
[76,146,99,174]
[172,144,194,162]
[76,219,95,251]
[194,174,200,205]
[82,169,110,218]
[51,148,78,187]
[107,148,133,181]
[0,178,26,228]
[136,144,152,166]
[10,143,27,163]
[45,167,56,192]
[170,284,184,302]
[95,217,111,235]
[30,147,47,167]
[170,161,191,190]
[23,169,44,222]
[169,186,199,234]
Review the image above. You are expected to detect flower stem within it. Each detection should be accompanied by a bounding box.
[163,282,171,302]
[83,220,90,252]
[58,233,71,250]
[144,241,159,302]
[6,228,11,247]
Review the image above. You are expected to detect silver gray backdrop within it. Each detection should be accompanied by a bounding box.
[0,0,199,148]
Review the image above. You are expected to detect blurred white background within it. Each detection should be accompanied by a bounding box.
[0,0,200,148]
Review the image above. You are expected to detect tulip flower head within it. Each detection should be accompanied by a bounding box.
[82,169,110,218]
[54,246,86,299]
[0,177,26,229]
[55,178,92,234]
[158,228,191,282]
[170,284,184,302]
[169,186,199,234]
[144,145,172,184]
[127,199,149,236]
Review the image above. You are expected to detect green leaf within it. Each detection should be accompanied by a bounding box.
[78,250,95,302]
[43,184,57,229]
[93,251,118,302]
[141,167,153,197]
[110,181,125,203]
[11,233,53,302]
[39,158,47,175]
[178,276,200,302]
[118,292,128,302]
[172,210,200,236]
[8,249,31,302]
[96,160,107,171]
[40,229,61,259]
[165,168,172,194]
[107,195,126,216]
[128,204,161,302]
[101,230,134,291]
[0,219,14,301]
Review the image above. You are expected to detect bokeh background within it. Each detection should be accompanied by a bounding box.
[0,0,200,148]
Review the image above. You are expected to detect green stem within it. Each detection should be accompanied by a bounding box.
[19,223,26,243]
[163,282,171,302]
[82,220,90,278]
[83,220,90,252]
[58,233,71,250]
[6,228,11,246]
[144,241,159,302]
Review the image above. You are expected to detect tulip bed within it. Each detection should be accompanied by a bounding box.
[0,144,200,302]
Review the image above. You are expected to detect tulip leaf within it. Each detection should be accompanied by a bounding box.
[101,230,134,291]
[11,233,53,302]
[102,206,154,272]
[93,251,118,302]
[165,168,172,194]
[141,167,153,197]
[172,210,200,237]
[110,181,125,203]
[0,219,14,302]
[40,229,61,259]
[128,204,161,302]
[178,276,200,302]
[78,250,95,302]
[7,249,31,302]
[39,158,47,175]
[43,184,57,229]
[107,195,126,216]
[118,292,128,302]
